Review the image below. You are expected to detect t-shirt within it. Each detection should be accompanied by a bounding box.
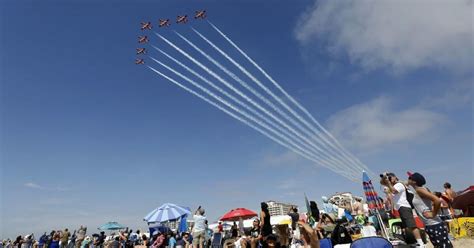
[193,215,207,232]
[361,225,377,237]
[168,237,176,248]
[393,182,411,210]
[250,227,260,238]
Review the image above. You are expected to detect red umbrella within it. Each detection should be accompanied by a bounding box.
[220,208,258,221]
[452,185,474,216]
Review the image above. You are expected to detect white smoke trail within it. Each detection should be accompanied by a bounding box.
[157,33,360,177]
[208,21,372,175]
[191,28,367,174]
[147,65,358,181]
[173,31,362,177]
[150,50,359,180]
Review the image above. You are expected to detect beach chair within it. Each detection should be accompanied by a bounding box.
[349,237,392,248]
[211,233,223,248]
[319,238,333,248]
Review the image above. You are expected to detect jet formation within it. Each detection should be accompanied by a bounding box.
[135,10,207,64]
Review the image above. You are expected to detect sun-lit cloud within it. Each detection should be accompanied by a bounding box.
[327,96,446,152]
[295,0,473,73]
[23,182,70,192]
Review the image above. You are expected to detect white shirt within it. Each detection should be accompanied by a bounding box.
[393,182,411,210]
[361,225,377,237]
[193,215,207,232]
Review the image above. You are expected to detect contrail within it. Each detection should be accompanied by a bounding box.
[208,21,372,175]
[173,31,362,177]
[150,48,353,175]
[147,65,358,181]
[191,27,367,174]
[157,33,360,177]
[151,47,359,178]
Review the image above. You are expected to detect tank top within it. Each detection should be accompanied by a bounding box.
[261,212,272,236]
[411,186,442,226]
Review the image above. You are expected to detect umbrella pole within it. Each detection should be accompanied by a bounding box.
[375,209,390,240]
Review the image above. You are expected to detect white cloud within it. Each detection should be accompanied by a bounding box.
[295,0,473,73]
[23,182,70,191]
[24,182,43,189]
[260,150,305,167]
[327,97,446,151]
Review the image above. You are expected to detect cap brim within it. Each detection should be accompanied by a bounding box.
[406,171,413,177]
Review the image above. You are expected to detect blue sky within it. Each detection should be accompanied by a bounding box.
[1,0,472,238]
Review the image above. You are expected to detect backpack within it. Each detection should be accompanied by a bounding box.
[331,223,352,245]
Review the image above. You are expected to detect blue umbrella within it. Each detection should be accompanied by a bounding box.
[178,215,188,233]
[144,203,191,223]
[98,222,126,231]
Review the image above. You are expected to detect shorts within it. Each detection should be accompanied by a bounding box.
[425,223,453,248]
[192,231,205,246]
[398,206,417,228]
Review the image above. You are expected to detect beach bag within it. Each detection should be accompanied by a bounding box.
[331,223,352,245]
[403,185,415,209]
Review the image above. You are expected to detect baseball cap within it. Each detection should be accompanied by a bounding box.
[408,172,426,186]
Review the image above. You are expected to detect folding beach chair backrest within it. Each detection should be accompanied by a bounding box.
[319,238,333,248]
[211,233,222,248]
[350,237,392,248]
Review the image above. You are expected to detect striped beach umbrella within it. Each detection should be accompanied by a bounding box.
[144,203,191,223]
[362,171,384,211]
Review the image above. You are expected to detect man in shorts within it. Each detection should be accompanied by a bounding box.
[192,207,207,248]
[382,172,425,247]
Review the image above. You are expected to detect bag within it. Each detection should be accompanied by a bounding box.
[404,185,415,209]
[330,224,352,245]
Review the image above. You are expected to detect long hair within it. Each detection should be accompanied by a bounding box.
[261,202,269,215]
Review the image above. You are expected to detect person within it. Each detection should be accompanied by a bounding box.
[141,235,149,248]
[174,235,184,248]
[443,183,457,201]
[182,233,191,248]
[260,202,273,247]
[316,213,336,238]
[408,172,453,248]
[231,222,238,239]
[249,219,261,248]
[168,233,176,248]
[217,222,223,233]
[60,229,70,248]
[298,221,320,248]
[49,232,59,248]
[361,217,377,237]
[109,237,119,248]
[192,206,207,248]
[38,234,48,248]
[151,231,165,248]
[383,186,394,213]
[75,227,86,248]
[434,192,452,221]
[287,207,299,231]
[381,172,424,247]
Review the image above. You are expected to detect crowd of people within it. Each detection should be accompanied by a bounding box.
[1,171,463,248]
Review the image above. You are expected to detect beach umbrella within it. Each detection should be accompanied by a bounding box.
[144,203,191,223]
[362,171,389,239]
[178,215,188,233]
[362,171,384,211]
[452,185,474,216]
[220,208,257,221]
[98,222,126,231]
